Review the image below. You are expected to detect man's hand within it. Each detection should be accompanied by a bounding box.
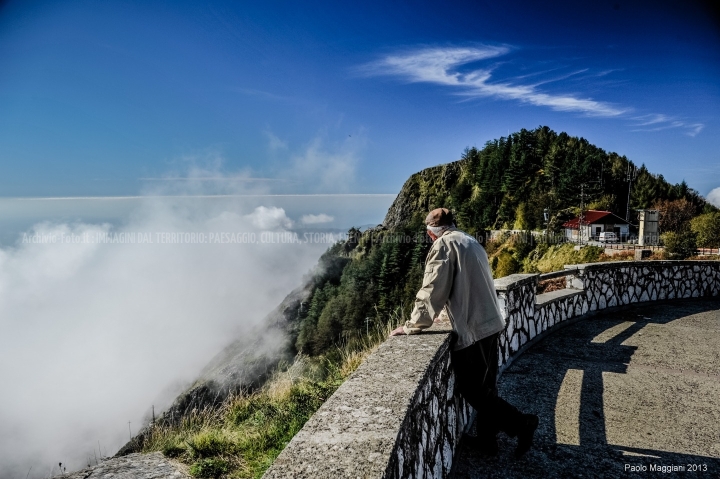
[389,326,406,337]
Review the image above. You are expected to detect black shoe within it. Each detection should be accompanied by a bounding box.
[464,434,499,456]
[515,414,539,458]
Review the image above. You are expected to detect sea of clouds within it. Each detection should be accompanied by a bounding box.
[0,193,378,478]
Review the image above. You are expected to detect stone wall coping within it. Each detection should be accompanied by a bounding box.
[534,289,584,308]
[571,259,719,271]
[493,274,537,291]
[263,323,455,479]
[492,260,719,293]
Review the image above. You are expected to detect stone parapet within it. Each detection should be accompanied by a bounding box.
[263,322,472,479]
[264,261,720,478]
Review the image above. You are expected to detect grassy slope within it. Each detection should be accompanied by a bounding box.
[141,322,394,478]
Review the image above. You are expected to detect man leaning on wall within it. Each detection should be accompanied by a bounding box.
[390,207,539,457]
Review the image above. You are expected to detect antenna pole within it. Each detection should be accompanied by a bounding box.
[579,184,585,245]
[626,163,635,222]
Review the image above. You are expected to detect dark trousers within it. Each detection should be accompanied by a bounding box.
[451,333,524,438]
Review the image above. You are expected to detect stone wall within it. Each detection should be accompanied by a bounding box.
[263,261,720,478]
[263,322,472,479]
[497,261,720,372]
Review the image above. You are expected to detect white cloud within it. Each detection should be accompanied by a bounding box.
[300,213,334,225]
[244,206,294,230]
[707,187,720,208]
[264,131,288,151]
[685,123,705,137]
[0,196,330,478]
[363,46,627,117]
[631,114,705,136]
[139,151,272,197]
[286,136,359,193]
[633,113,671,126]
[363,46,703,134]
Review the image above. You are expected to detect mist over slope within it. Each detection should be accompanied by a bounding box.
[0,197,335,478]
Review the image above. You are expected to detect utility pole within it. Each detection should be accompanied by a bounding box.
[365,317,371,336]
[128,421,132,441]
[578,178,604,244]
[625,163,637,222]
[579,184,586,245]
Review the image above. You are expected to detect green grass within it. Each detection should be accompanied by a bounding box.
[486,234,649,277]
[524,242,605,273]
[142,319,395,478]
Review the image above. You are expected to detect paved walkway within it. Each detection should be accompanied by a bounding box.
[453,299,720,478]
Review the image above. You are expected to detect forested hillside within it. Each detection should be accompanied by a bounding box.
[293,126,715,355]
[383,126,709,234]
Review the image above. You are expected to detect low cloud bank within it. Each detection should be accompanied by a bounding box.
[706,187,720,208]
[301,213,334,225]
[0,198,329,478]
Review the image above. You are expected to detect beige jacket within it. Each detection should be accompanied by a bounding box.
[403,228,505,350]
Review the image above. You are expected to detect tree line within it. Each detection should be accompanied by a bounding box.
[292,126,717,356]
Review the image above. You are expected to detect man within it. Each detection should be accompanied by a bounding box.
[390,207,539,457]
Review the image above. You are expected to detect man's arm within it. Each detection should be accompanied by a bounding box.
[395,242,454,335]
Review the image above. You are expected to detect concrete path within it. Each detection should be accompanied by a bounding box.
[452,299,720,478]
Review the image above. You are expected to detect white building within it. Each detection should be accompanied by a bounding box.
[563,210,631,242]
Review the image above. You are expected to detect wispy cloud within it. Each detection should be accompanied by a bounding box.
[264,131,289,151]
[631,114,704,136]
[362,46,703,135]
[361,46,627,117]
[138,177,285,182]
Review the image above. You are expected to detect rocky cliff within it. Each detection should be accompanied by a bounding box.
[382,160,464,230]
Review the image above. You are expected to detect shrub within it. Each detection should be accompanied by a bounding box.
[161,443,186,458]
[186,431,234,459]
[189,458,230,478]
[494,251,520,278]
[661,231,698,259]
[690,212,720,248]
[525,243,603,273]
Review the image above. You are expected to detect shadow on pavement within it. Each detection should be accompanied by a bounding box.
[452,299,720,478]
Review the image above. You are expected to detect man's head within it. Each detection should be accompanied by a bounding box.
[425,208,454,227]
[425,208,454,241]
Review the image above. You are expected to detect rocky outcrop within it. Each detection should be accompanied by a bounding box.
[66,453,188,479]
[382,160,465,230]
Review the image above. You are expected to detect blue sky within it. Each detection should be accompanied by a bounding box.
[0,2,719,472]
[1,0,719,200]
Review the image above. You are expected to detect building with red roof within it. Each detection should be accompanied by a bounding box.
[563,210,631,242]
